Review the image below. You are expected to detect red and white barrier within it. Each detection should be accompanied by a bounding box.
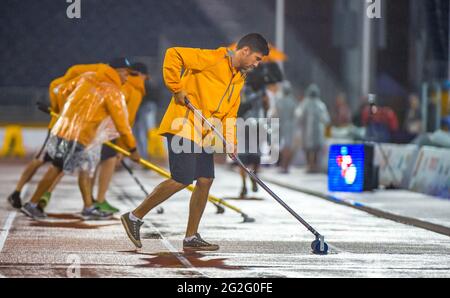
[409,146,450,199]
[374,143,420,189]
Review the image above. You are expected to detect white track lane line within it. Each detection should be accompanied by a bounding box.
[0,211,17,252]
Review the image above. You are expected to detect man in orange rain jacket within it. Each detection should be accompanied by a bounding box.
[93,62,148,213]
[6,63,104,210]
[21,63,141,220]
[121,33,269,251]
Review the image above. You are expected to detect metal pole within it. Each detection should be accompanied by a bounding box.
[421,82,429,133]
[362,0,372,96]
[184,98,322,238]
[435,82,442,131]
[448,4,450,81]
[275,0,285,70]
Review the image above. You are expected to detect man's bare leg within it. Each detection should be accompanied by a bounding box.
[185,177,213,238]
[15,159,45,192]
[90,163,100,198]
[239,167,247,197]
[96,157,117,203]
[78,170,94,208]
[280,147,292,173]
[37,172,64,210]
[284,148,296,171]
[29,166,62,204]
[48,172,63,192]
[250,163,259,192]
[132,178,187,219]
[312,151,320,173]
[79,170,117,220]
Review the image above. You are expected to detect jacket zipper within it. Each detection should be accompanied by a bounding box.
[213,75,235,113]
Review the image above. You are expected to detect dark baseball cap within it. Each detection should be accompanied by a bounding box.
[108,57,131,69]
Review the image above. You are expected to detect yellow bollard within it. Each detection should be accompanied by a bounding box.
[0,125,26,158]
[442,91,449,116]
[147,128,166,159]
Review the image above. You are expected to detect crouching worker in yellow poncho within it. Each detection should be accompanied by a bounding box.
[121,33,269,251]
[6,63,104,210]
[21,63,141,220]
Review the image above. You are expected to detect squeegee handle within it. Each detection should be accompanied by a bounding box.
[184,98,238,161]
[184,97,321,237]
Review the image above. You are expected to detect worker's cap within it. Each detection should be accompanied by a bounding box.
[108,57,131,69]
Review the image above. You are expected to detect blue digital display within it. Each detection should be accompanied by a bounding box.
[328,144,365,192]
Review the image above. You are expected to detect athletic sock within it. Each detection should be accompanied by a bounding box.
[184,235,196,242]
[84,206,96,212]
[29,202,38,208]
[12,190,20,197]
[129,212,142,223]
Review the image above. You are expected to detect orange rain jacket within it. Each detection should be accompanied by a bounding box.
[48,64,102,129]
[115,74,146,148]
[51,64,136,150]
[121,74,145,126]
[49,64,145,150]
[158,47,245,146]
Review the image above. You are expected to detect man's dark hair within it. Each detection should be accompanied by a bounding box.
[236,33,269,56]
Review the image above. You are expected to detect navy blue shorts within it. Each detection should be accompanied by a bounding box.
[237,153,261,166]
[101,139,118,161]
[166,134,215,185]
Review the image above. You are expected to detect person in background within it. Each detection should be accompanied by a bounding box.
[296,84,330,173]
[361,100,399,143]
[273,81,298,174]
[332,92,352,127]
[404,93,422,142]
[236,85,267,198]
[132,63,160,161]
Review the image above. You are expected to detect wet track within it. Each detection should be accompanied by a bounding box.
[1,163,449,277]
